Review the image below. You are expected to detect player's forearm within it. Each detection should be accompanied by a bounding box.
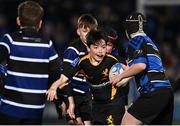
[50,74,69,90]
[68,96,75,105]
[49,79,61,90]
[58,74,70,89]
[67,96,75,119]
[116,76,132,87]
[121,63,146,79]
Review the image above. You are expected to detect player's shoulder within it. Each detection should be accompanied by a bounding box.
[129,35,146,49]
[67,38,87,53]
[106,54,118,62]
[79,54,90,64]
[10,29,50,44]
[68,38,82,47]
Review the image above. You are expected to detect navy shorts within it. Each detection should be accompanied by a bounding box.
[92,96,125,125]
[71,92,92,121]
[128,88,174,125]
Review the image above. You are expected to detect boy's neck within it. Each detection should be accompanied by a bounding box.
[20,26,39,31]
[130,32,146,39]
[89,54,103,66]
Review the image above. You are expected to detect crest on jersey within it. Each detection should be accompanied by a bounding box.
[71,57,80,67]
[102,68,109,77]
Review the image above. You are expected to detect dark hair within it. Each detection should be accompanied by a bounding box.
[77,14,98,30]
[18,0,44,27]
[101,26,118,43]
[86,30,108,47]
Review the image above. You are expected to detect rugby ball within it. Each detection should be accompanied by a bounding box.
[109,63,123,80]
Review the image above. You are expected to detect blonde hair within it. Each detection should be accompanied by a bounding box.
[77,14,98,30]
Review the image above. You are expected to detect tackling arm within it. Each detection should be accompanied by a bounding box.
[111,63,146,86]
[47,74,69,101]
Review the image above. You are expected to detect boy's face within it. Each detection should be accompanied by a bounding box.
[106,41,114,54]
[77,25,90,44]
[89,39,107,63]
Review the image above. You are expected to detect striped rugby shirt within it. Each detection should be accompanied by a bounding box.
[62,38,89,94]
[0,28,60,119]
[127,33,171,92]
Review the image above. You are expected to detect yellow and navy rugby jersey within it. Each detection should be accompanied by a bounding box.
[0,28,61,119]
[127,33,171,92]
[64,54,124,103]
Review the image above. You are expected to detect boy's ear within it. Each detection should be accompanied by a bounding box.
[77,28,80,36]
[16,17,21,26]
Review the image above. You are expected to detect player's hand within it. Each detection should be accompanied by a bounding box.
[112,64,130,87]
[110,74,123,86]
[116,77,129,87]
[46,88,57,101]
[67,103,75,119]
[121,63,129,70]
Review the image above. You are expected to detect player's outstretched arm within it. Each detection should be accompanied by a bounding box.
[111,63,146,86]
[47,74,69,101]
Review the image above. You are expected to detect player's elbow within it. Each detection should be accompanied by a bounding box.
[138,63,146,71]
[134,63,146,72]
[60,74,69,83]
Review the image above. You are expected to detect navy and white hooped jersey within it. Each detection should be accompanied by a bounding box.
[0,28,60,119]
[62,39,89,94]
[127,33,171,92]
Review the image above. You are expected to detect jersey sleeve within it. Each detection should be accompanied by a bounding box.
[62,46,80,79]
[63,57,80,79]
[48,40,62,85]
[128,39,147,66]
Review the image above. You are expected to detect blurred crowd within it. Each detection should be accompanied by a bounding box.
[146,6,180,82]
[0,0,179,87]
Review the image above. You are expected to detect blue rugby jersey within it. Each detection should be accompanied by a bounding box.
[62,38,89,94]
[127,33,171,93]
[0,28,60,119]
